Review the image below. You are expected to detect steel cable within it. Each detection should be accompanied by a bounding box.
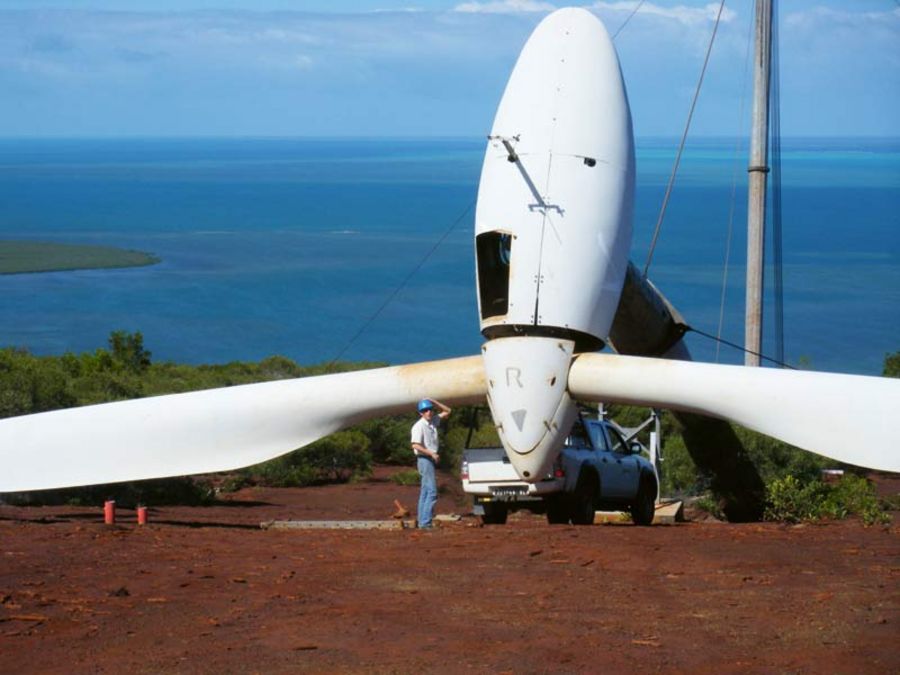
[642,0,728,278]
[326,199,475,368]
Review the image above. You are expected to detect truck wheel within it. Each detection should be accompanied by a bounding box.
[631,476,656,526]
[545,496,569,525]
[570,472,597,525]
[482,502,508,525]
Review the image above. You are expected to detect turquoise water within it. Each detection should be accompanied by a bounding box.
[0,137,897,375]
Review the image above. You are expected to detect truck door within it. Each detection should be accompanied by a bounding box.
[562,419,593,492]
[605,425,640,498]
[587,421,623,497]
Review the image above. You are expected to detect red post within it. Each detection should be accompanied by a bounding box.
[103,500,116,525]
[136,505,148,525]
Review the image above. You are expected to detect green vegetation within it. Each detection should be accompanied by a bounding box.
[390,469,421,486]
[0,332,896,524]
[694,494,726,520]
[884,351,900,378]
[747,351,900,523]
[0,331,391,504]
[1,477,215,509]
[764,474,890,526]
[0,240,159,274]
[245,431,372,487]
[603,403,831,494]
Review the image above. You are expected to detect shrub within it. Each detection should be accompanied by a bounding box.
[694,493,725,520]
[737,427,830,485]
[218,474,253,493]
[390,469,420,486]
[884,351,900,378]
[250,430,372,487]
[658,433,702,496]
[822,474,891,526]
[0,348,77,417]
[764,475,829,523]
[2,476,214,507]
[357,415,415,465]
[108,330,151,373]
[764,474,890,525]
[256,355,303,379]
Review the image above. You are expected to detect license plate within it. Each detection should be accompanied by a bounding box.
[491,486,526,497]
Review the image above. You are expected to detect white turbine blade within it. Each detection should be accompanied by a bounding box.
[0,355,486,492]
[569,353,900,473]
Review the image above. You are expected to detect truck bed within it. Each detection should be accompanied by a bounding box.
[464,447,521,483]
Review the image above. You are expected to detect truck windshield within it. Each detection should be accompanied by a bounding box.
[564,423,590,449]
[607,427,628,453]
[587,422,609,451]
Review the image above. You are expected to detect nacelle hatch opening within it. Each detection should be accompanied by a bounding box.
[476,231,513,321]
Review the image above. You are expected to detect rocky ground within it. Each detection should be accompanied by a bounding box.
[1,467,898,673]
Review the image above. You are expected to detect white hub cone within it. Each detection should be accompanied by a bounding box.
[482,337,577,481]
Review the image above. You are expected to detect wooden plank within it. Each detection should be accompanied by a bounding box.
[260,519,414,531]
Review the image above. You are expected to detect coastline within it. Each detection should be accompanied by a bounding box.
[0,240,160,275]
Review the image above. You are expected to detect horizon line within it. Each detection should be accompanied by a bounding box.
[1,134,898,142]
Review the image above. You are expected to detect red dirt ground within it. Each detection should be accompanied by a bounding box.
[1,467,898,674]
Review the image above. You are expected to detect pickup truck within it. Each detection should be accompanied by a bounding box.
[461,417,657,526]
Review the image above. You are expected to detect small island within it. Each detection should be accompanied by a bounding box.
[0,240,160,275]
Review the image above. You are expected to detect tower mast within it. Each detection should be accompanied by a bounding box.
[745,0,773,366]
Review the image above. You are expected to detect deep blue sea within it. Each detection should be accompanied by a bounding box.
[0,137,897,375]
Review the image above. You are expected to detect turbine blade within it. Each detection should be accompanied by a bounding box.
[0,356,486,492]
[569,354,900,473]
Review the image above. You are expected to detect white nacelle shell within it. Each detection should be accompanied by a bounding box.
[475,8,635,345]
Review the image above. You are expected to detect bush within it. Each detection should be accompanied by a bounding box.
[250,430,372,487]
[764,475,829,523]
[357,415,415,465]
[218,474,252,494]
[0,348,77,417]
[764,474,890,525]
[108,330,152,373]
[822,474,891,525]
[736,427,830,485]
[658,433,702,496]
[694,494,725,520]
[390,469,420,486]
[2,476,214,508]
[884,351,900,378]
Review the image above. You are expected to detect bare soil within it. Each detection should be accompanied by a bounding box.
[1,467,898,674]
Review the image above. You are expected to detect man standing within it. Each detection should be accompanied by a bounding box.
[410,398,451,529]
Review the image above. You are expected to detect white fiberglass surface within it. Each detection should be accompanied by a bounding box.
[475,8,634,340]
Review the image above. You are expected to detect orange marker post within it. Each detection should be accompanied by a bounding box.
[104,499,116,525]
[137,505,148,525]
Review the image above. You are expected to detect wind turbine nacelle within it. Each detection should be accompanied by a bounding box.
[474,7,635,351]
[476,8,635,481]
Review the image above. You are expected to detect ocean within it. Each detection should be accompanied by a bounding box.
[0,137,897,375]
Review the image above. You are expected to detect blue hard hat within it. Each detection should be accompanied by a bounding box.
[417,399,434,413]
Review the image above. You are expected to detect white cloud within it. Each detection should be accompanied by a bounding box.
[780,6,900,70]
[10,55,72,78]
[294,54,313,69]
[256,53,314,71]
[591,2,736,26]
[0,5,895,137]
[785,6,900,29]
[454,0,556,14]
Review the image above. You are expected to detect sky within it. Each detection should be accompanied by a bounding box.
[0,1,897,137]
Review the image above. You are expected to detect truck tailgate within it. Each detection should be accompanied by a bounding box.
[465,447,521,483]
